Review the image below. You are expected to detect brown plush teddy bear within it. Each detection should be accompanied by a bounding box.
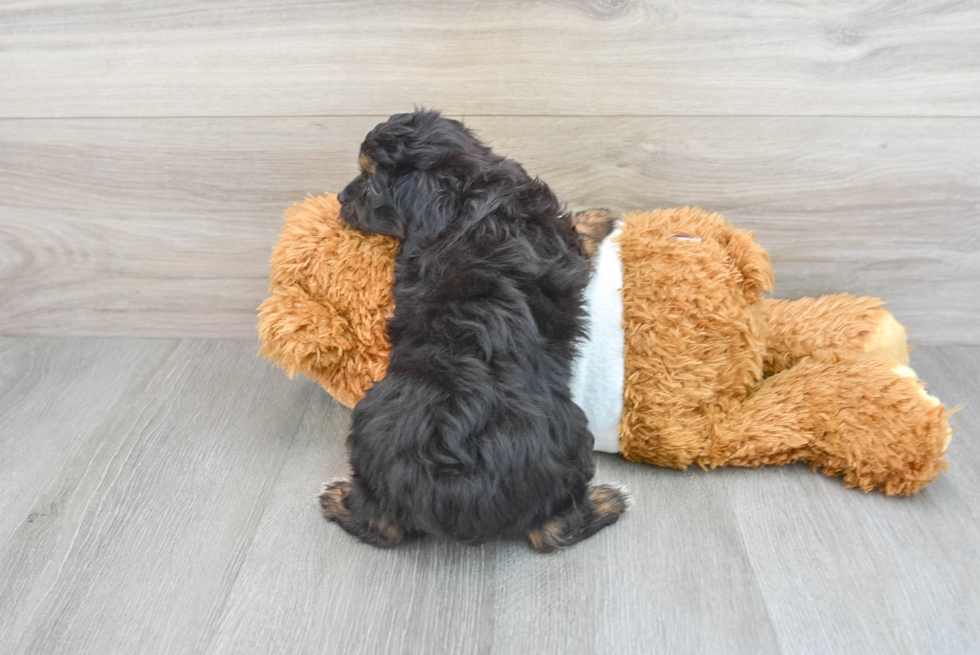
[258,194,953,495]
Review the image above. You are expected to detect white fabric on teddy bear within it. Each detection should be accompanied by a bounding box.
[570,225,625,454]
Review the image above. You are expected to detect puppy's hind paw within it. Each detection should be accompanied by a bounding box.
[318,479,352,522]
[589,484,631,518]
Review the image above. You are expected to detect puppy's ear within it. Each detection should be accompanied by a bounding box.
[391,170,456,239]
[366,200,406,239]
[353,169,405,239]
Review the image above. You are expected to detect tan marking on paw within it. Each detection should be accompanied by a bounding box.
[528,519,566,553]
[528,528,543,552]
[318,479,352,522]
[370,515,405,547]
[589,484,630,518]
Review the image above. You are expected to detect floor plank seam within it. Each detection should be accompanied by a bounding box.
[197,383,316,654]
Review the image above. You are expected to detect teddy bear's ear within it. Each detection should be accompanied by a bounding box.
[727,228,774,298]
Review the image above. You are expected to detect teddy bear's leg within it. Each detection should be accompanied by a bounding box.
[762,295,909,375]
[319,478,409,548]
[527,484,630,553]
[708,354,952,495]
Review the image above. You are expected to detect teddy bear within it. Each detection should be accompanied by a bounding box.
[258,194,953,495]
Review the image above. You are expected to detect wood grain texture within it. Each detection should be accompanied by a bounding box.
[0,116,378,338]
[1,1,979,118]
[0,338,976,654]
[0,338,320,654]
[1,117,976,342]
[0,339,173,546]
[726,345,980,655]
[467,115,980,345]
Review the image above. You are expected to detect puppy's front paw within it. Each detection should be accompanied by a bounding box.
[319,479,352,522]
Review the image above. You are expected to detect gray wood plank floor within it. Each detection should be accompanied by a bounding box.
[0,338,976,655]
[2,117,977,342]
[2,1,979,117]
[1,1,978,342]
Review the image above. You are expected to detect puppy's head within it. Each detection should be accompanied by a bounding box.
[338,109,495,240]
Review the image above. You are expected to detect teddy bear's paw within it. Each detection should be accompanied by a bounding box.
[893,365,939,405]
[829,363,955,495]
[892,365,953,452]
[864,312,910,366]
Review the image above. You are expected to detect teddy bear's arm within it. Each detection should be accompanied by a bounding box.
[762,294,909,376]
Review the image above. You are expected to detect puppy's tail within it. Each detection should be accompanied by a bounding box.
[528,484,630,554]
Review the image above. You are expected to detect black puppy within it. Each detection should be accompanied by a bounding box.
[320,110,628,553]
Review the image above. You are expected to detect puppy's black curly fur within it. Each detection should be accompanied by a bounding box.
[322,110,628,552]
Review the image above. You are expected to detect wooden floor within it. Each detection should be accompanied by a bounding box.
[0,338,976,655]
[1,2,979,343]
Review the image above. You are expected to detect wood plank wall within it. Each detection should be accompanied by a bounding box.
[1,1,977,342]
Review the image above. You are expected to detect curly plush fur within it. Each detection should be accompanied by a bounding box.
[257,194,397,408]
[616,208,953,494]
[258,199,614,409]
[261,198,953,496]
[320,110,628,550]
